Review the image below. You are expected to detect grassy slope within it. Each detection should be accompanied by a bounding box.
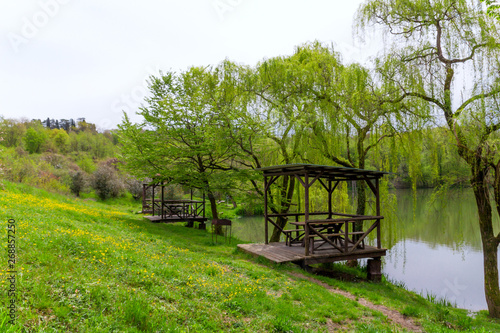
[0,182,498,332]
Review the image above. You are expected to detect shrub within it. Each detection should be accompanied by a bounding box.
[124,177,143,201]
[23,127,47,154]
[15,145,27,157]
[76,155,96,174]
[7,156,36,183]
[91,164,125,200]
[52,129,70,153]
[70,171,86,197]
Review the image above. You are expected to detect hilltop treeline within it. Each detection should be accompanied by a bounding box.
[0,117,142,200]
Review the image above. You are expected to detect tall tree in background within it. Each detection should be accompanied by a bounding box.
[291,42,417,244]
[358,0,500,317]
[246,53,318,242]
[23,126,47,154]
[297,43,406,216]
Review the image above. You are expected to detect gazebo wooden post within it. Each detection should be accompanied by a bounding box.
[304,171,310,256]
[161,181,165,219]
[152,184,155,217]
[190,189,193,216]
[203,192,206,218]
[376,177,381,249]
[368,176,383,281]
[328,179,332,219]
[142,184,146,210]
[264,176,269,245]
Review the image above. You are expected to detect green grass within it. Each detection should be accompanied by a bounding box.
[0,181,498,332]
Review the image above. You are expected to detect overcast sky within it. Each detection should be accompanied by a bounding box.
[0,0,376,130]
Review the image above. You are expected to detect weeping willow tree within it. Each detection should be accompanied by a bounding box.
[357,0,500,317]
[289,42,424,232]
[482,0,500,19]
[247,56,322,242]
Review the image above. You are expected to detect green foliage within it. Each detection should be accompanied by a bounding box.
[23,127,47,154]
[118,61,248,219]
[51,128,70,153]
[0,117,127,200]
[0,117,26,148]
[122,295,153,331]
[5,153,37,183]
[401,305,421,317]
[357,0,500,317]
[482,0,500,20]
[74,153,96,173]
[270,316,301,333]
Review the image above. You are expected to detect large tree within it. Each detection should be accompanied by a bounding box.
[357,0,500,317]
[244,52,319,242]
[238,43,407,242]
[118,61,244,224]
[296,43,410,216]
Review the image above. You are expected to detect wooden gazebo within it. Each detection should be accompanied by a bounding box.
[238,164,388,280]
[142,181,208,229]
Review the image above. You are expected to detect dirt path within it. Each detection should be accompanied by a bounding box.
[289,272,423,332]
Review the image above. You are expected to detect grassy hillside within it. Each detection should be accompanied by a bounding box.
[0,181,498,332]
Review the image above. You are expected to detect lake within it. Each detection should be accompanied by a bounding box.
[231,188,500,311]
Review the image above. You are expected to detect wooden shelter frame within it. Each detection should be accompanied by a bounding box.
[260,164,388,257]
[142,181,206,221]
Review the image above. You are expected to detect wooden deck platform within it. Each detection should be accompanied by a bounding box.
[237,242,386,265]
[144,216,208,229]
[144,215,207,223]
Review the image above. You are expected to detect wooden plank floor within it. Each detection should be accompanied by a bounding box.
[238,242,386,265]
[144,216,207,223]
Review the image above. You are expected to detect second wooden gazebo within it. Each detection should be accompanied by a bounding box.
[239,164,387,279]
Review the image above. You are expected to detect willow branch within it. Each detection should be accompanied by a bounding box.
[364,133,394,156]
[455,86,500,119]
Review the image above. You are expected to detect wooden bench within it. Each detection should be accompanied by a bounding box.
[282,228,305,246]
[286,216,383,253]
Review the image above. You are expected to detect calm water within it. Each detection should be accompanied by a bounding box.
[232,189,500,311]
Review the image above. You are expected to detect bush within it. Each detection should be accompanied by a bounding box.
[124,177,143,201]
[75,154,96,174]
[70,171,86,197]
[91,165,125,200]
[23,127,47,154]
[7,156,37,183]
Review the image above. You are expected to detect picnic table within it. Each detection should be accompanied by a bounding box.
[283,214,383,254]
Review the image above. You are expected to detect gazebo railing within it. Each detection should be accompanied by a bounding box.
[159,200,205,219]
[270,212,383,255]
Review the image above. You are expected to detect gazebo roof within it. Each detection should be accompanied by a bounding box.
[257,164,388,181]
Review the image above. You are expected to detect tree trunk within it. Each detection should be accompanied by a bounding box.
[355,181,366,221]
[270,216,288,243]
[347,181,366,267]
[354,156,367,236]
[227,193,237,209]
[270,175,295,243]
[470,163,500,317]
[208,190,223,235]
